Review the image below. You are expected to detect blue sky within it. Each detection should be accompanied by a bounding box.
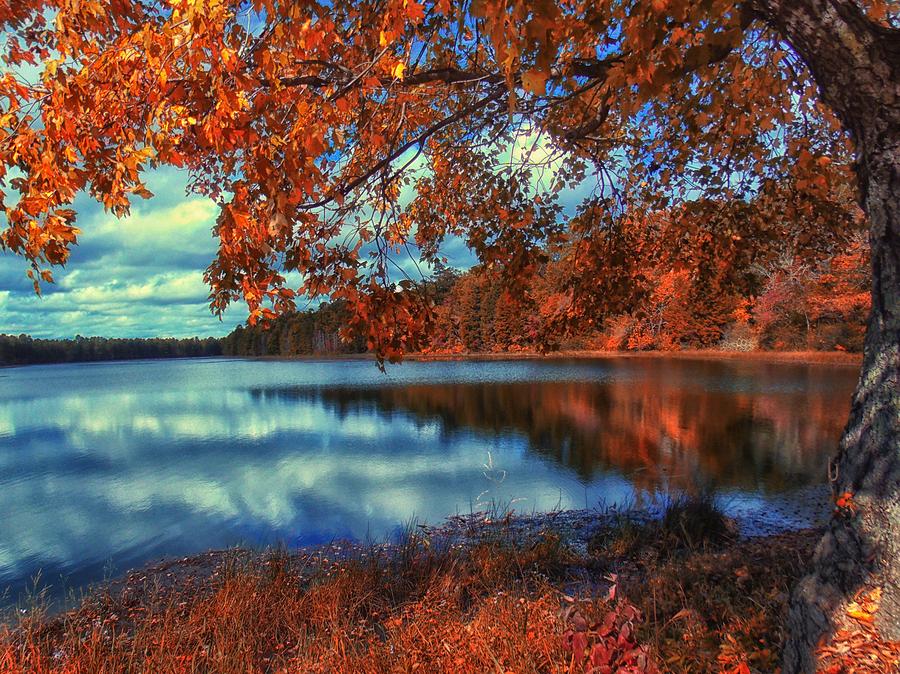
[0,165,484,339]
[0,168,251,339]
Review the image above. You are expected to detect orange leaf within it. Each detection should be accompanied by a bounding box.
[522,69,548,94]
[846,604,875,624]
[404,0,425,22]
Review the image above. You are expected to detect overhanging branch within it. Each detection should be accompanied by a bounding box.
[296,85,507,211]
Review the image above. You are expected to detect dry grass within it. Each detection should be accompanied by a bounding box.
[619,531,817,672]
[589,493,737,563]
[584,499,814,672]
[2,505,892,674]
[0,530,596,674]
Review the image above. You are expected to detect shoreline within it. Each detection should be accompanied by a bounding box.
[3,497,831,619]
[242,348,863,366]
[407,348,863,365]
[1,348,862,369]
[5,504,865,673]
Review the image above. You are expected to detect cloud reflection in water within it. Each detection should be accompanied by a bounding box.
[0,357,857,605]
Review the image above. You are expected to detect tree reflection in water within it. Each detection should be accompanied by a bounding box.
[251,358,854,495]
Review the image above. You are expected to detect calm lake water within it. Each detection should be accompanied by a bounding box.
[0,356,858,605]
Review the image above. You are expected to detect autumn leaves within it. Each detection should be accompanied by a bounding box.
[0,0,869,358]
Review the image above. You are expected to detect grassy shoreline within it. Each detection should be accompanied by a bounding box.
[5,504,892,673]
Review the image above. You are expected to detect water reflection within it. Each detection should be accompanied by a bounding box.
[0,357,857,607]
[276,387,832,492]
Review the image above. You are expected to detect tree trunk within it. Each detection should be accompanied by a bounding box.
[749,1,900,671]
[782,134,900,673]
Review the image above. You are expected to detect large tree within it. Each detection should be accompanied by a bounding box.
[0,0,896,669]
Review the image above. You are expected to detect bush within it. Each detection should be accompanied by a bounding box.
[659,493,736,551]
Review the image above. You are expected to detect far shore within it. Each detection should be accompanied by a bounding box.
[245,348,863,366]
[2,348,864,369]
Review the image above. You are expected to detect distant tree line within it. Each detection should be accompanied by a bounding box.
[424,237,870,354]
[7,225,867,365]
[0,334,223,366]
[221,300,367,357]
[11,231,864,366]
[224,234,869,359]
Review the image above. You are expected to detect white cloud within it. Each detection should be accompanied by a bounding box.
[0,168,248,337]
[89,198,219,253]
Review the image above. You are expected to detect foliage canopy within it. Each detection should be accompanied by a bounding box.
[0,0,893,358]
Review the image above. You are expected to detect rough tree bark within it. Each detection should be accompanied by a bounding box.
[749,1,900,671]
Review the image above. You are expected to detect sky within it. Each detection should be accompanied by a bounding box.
[0,164,488,340]
[0,168,250,339]
[0,124,598,340]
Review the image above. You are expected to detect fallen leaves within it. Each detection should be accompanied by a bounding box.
[845,587,880,625]
[816,586,900,674]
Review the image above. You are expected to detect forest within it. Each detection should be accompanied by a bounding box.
[0,334,223,366]
[221,299,367,357]
[6,228,870,364]
[223,235,870,357]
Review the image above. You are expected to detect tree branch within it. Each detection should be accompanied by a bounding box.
[267,66,504,92]
[296,86,507,210]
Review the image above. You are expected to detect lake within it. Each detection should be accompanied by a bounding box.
[0,356,858,606]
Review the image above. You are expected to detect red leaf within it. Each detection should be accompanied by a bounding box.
[572,631,588,663]
[590,642,613,667]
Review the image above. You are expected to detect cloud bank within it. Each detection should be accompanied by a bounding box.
[0,168,248,338]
